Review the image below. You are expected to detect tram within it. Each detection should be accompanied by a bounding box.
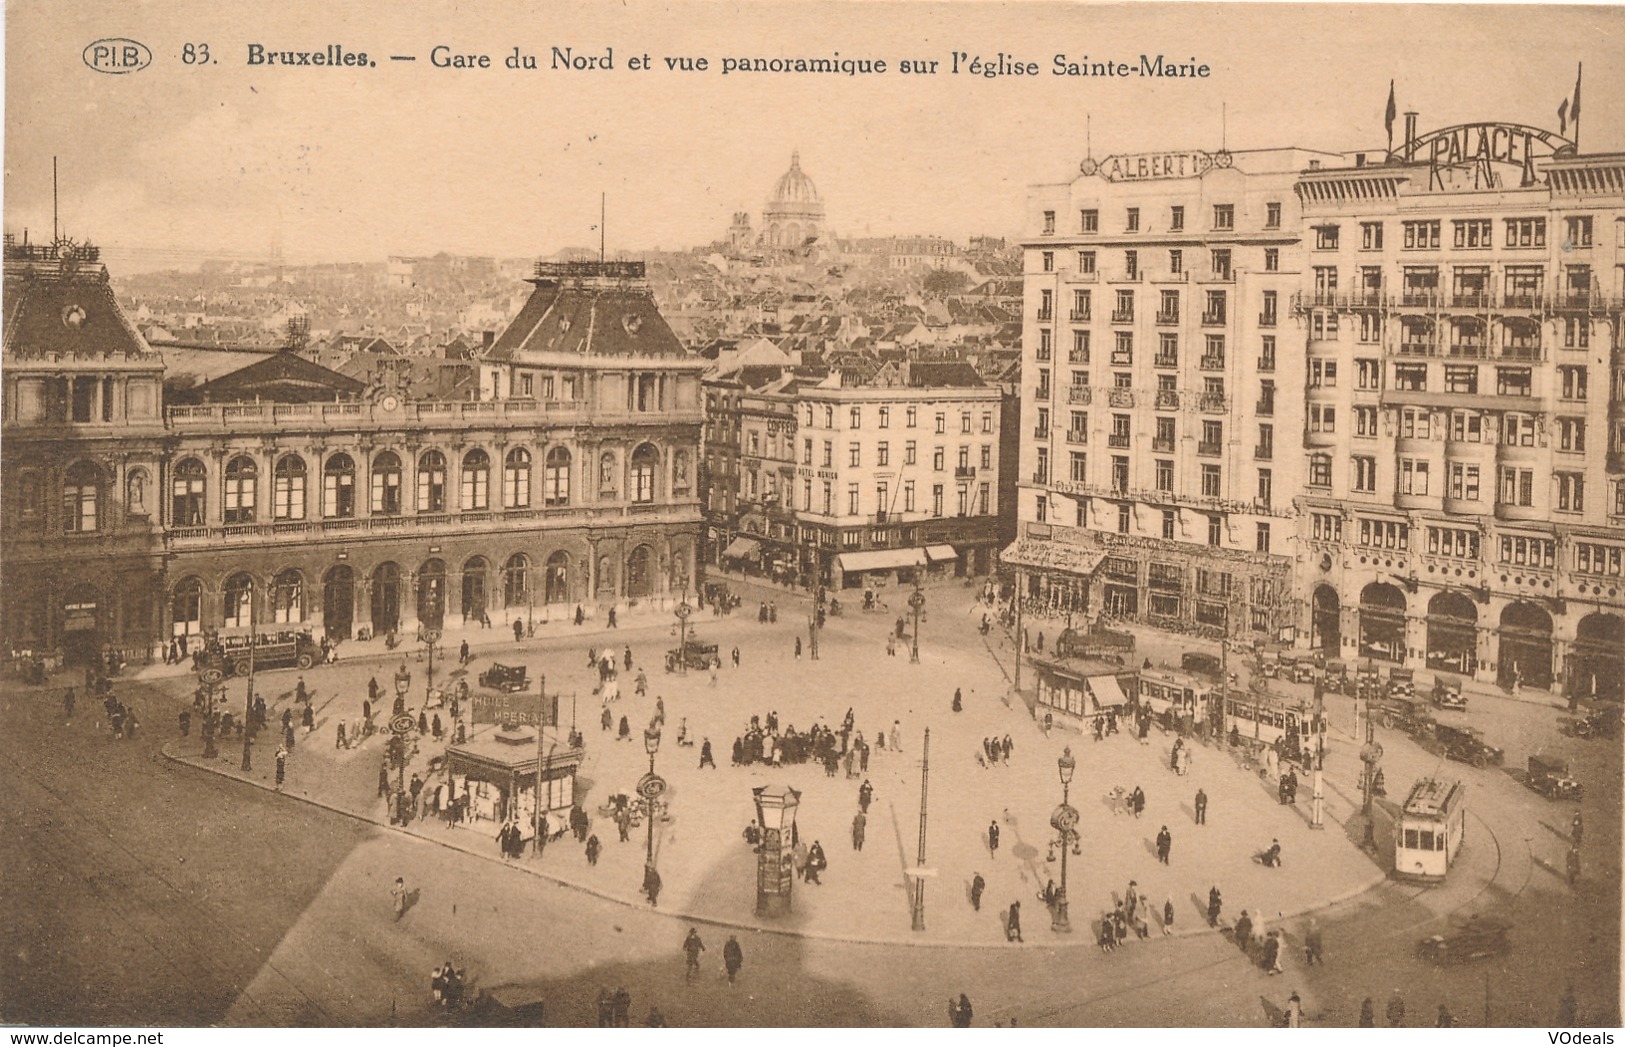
[1136,668,1212,727]
[1223,688,1326,757]
[1394,777,1467,883]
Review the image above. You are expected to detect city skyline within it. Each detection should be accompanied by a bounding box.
[6,2,1625,274]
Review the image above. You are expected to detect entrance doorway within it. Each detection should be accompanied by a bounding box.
[324,565,355,640]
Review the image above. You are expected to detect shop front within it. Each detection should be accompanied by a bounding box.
[1031,655,1133,729]
[444,725,584,842]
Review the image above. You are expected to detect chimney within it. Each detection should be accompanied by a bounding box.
[1308,160,1321,171]
[1404,112,1419,161]
[482,330,495,350]
[1355,153,1367,167]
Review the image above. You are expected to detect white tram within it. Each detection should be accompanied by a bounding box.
[1394,777,1467,883]
[1136,668,1212,724]
[1223,689,1327,755]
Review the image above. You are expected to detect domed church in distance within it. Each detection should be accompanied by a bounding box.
[760,150,825,250]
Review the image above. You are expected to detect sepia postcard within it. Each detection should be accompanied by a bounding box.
[2,0,1621,1033]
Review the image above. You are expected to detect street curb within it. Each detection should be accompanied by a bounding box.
[158,740,1392,954]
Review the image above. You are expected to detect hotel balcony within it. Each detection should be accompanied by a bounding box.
[1066,430,1088,445]
[1196,440,1221,456]
[1258,312,1278,327]
[1152,437,1176,453]
[1198,393,1229,413]
[1201,311,1227,326]
[1068,385,1093,405]
[1155,310,1180,325]
[1108,434,1132,449]
[1069,309,1091,322]
[1069,348,1091,364]
[1107,389,1136,408]
[1199,355,1226,371]
[1111,308,1135,323]
[1255,397,1274,416]
[1153,353,1178,369]
[1154,390,1181,409]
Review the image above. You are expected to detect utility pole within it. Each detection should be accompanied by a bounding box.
[242,583,257,773]
[911,727,930,931]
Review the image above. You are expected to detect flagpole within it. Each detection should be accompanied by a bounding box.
[1573,63,1582,150]
[534,672,545,853]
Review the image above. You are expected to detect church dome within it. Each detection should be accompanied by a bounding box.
[771,151,821,205]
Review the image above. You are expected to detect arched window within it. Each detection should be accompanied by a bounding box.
[461,449,490,511]
[504,553,530,608]
[417,559,447,629]
[171,458,207,526]
[504,448,532,509]
[63,461,101,533]
[273,455,307,520]
[171,578,204,637]
[417,451,447,513]
[545,551,571,604]
[371,451,402,515]
[323,453,356,518]
[272,568,304,623]
[544,447,572,506]
[631,443,660,504]
[598,451,618,498]
[223,572,255,629]
[223,456,258,524]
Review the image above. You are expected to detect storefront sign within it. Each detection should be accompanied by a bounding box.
[471,691,558,727]
[1409,123,1572,189]
[1083,149,1231,182]
[1002,538,1106,574]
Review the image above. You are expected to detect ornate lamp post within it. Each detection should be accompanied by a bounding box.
[198,666,224,760]
[1051,746,1079,932]
[642,724,663,865]
[752,784,801,917]
[392,671,411,793]
[421,627,441,707]
[908,583,926,664]
[674,593,692,676]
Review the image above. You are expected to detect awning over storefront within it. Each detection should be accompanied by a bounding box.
[1086,674,1128,712]
[836,548,929,574]
[1000,538,1108,574]
[925,544,960,563]
[722,536,762,561]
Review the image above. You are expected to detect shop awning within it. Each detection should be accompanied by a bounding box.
[836,548,929,573]
[1086,674,1128,711]
[999,538,1108,574]
[925,544,960,563]
[722,536,762,561]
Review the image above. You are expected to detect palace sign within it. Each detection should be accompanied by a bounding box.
[1406,123,1574,189]
[1083,149,1232,182]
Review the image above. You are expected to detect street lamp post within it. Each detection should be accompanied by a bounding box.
[422,628,441,707]
[643,725,662,865]
[241,583,258,773]
[908,584,926,665]
[393,672,410,793]
[674,593,692,676]
[1052,746,1079,932]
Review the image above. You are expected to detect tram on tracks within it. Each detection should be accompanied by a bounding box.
[1394,777,1467,883]
[1223,685,1327,760]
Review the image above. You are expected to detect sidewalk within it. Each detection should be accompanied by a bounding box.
[156,583,1386,950]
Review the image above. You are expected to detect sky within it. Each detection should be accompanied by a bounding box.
[5,1,1623,273]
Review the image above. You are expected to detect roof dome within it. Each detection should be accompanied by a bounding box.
[771,151,821,204]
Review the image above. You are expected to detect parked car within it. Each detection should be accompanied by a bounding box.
[1433,723,1505,768]
[666,640,719,672]
[1377,695,1436,739]
[1180,652,1222,679]
[1431,675,1467,710]
[1525,754,1582,801]
[1418,914,1511,965]
[1387,667,1416,699]
[478,663,530,693]
[1573,704,1622,741]
[1283,656,1318,685]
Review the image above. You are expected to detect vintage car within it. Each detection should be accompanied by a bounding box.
[1356,661,1383,696]
[1525,754,1582,801]
[666,639,719,672]
[1376,695,1436,740]
[1418,914,1511,965]
[1386,667,1416,699]
[1573,704,1622,741]
[1431,675,1467,710]
[1322,659,1350,694]
[478,662,530,693]
[1258,651,1281,679]
[1179,651,1222,679]
[1433,723,1505,768]
[1282,655,1318,685]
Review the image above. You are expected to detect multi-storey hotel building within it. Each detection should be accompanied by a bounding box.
[1013,147,1337,640]
[1013,119,1625,701]
[2,248,704,665]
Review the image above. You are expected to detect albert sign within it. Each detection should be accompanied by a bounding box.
[1084,150,1231,182]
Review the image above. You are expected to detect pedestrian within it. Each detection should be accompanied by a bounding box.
[432,713,443,740]
[1358,998,1375,1027]
[616,806,632,843]
[887,634,896,657]
[710,662,718,687]
[1130,785,1145,818]
[296,676,308,704]
[624,645,633,672]
[682,928,705,980]
[858,779,873,813]
[416,710,428,736]
[1262,930,1282,974]
[1006,900,1023,942]
[1124,880,1139,924]
[602,706,613,731]
[274,745,288,789]
[644,862,662,907]
[1386,990,1405,1027]
[851,810,866,851]
[1195,787,1208,825]
[336,720,347,749]
[891,720,902,751]
[859,738,870,773]
[952,688,962,713]
[1162,897,1174,936]
[804,840,826,884]
[596,989,613,1027]
[513,618,524,643]
[459,639,470,665]
[970,872,985,911]
[949,994,973,1028]
[586,833,601,865]
[1207,885,1222,927]
[795,637,802,660]
[1156,825,1172,864]
[700,738,716,769]
[608,607,618,629]
[1572,810,1583,847]
[1286,991,1303,1028]
[988,819,1000,858]
[1002,734,1013,762]
[1436,1004,1454,1028]
[612,987,630,1027]
[1235,910,1254,955]
[1303,919,1324,965]
[619,715,631,740]
[1566,845,1581,885]
[635,669,648,696]
[723,935,744,986]
[63,687,76,718]
[391,876,409,921]
[378,763,391,798]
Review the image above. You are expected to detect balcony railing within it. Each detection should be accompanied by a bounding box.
[1255,398,1274,416]
[1107,389,1136,408]
[1032,425,1050,439]
[1155,310,1180,325]
[1069,348,1091,364]
[1107,434,1131,449]
[1111,309,1135,323]
[1201,311,1227,326]
[1258,312,1278,327]
[1197,440,1221,456]
[1153,354,1179,369]
[1502,293,1544,310]
[1066,430,1088,445]
[1110,351,1134,366]
[1068,385,1093,404]
[1199,393,1229,412]
[955,466,977,479]
[1446,342,1487,358]
[1069,309,1091,322]
[1256,356,1276,372]
[1398,340,1435,356]
[1199,355,1226,371]
[1154,390,1181,409]
[1450,294,1491,309]
[1032,471,1050,485]
[1035,386,1052,401]
[1037,309,1053,322]
[1034,347,1052,362]
[1254,444,1273,460]
[1401,292,1440,308]
[1152,437,1176,453]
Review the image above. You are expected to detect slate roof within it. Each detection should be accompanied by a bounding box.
[168,349,366,404]
[487,279,686,360]
[3,260,151,358]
